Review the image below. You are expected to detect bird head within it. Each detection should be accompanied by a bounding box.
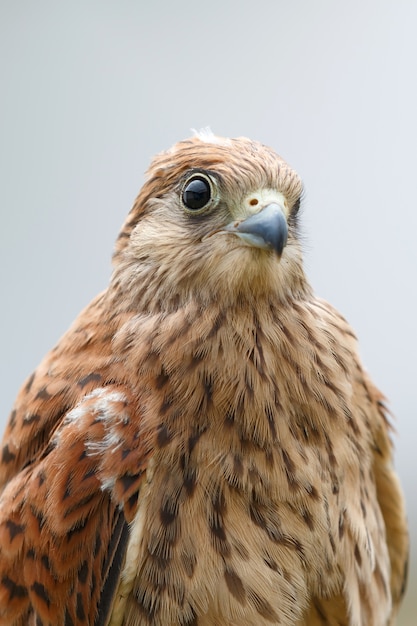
[111,131,308,312]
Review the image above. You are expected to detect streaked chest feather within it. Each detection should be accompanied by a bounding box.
[108,301,391,625]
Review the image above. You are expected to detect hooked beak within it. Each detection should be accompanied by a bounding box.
[223,203,288,257]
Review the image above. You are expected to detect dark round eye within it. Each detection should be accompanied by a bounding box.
[182,175,212,211]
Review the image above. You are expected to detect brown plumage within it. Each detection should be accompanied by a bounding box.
[0,131,408,625]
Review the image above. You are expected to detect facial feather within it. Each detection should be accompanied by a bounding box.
[112,135,306,311]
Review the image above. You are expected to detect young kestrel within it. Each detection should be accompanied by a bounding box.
[0,132,408,625]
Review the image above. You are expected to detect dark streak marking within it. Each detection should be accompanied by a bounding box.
[135,584,160,621]
[212,486,226,515]
[31,581,51,607]
[23,413,41,425]
[2,444,16,464]
[225,567,246,603]
[155,370,169,390]
[93,532,102,557]
[1,576,28,600]
[203,375,213,403]
[188,427,207,454]
[224,411,235,428]
[233,454,244,479]
[119,473,141,494]
[78,561,88,584]
[25,372,35,393]
[301,508,314,531]
[207,310,226,338]
[63,494,96,519]
[30,506,45,532]
[282,449,297,484]
[78,373,102,389]
[182,609,199,626]
[64,520,89,546]
[233,539,249,560]
[64,609,75,626]
[159,396,173,416]
[127,492,139,512]
[121,447,131,460]
[41,555,50,572]
[265,405,277,440]
[83,467,96,481]
[265,449,274,467]
[347,415,360,435]
[305,483,320,500]
[324,433,337,468]
[182,461,197,496]
[5,519,25,541]
[329,531,336,555]
[157,423,173,447]
[63,475,72,500]
[8,409,16,430]
[35,386,51,401]
[338,511,345,540]
[38,470,46,486]
[160,496,178,526]
[354,544,362,566]
[76,592,86,621]
[250,590,278,621]
[209,487,230,556]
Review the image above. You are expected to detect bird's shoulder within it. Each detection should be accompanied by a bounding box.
[0,290,132,487]
[0,377,148,625]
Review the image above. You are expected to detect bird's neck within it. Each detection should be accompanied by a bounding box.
[113,293,333,456]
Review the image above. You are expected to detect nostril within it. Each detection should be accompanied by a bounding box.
[249,198,259,206]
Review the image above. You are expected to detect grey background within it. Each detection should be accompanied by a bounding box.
[0,1,415,622]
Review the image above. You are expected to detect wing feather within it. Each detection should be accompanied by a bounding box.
[0,384,148,625]
[364,376,409,618]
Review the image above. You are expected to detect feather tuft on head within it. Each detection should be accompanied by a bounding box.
[191,127,231,145]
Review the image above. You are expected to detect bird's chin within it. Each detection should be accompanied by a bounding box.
[192,244,287,306]
[204,230,285,260]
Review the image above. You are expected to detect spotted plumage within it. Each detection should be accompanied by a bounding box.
[0,132,408,625]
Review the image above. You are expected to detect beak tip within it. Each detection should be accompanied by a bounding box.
[233,203,288,256]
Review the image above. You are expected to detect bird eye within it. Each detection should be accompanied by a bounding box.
[181,174,213,212]
[291,197,301,216]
